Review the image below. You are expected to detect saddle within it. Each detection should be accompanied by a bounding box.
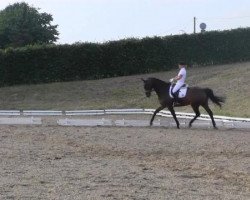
[169,83,188,99]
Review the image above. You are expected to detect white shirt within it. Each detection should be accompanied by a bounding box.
[177,67,186,84]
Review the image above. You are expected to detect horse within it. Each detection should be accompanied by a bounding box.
[142,77,225,129]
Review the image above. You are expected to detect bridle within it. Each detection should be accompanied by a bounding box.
[143,78,155,97]
[145,88,155,97]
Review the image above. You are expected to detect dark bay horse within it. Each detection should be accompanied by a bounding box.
[142,77,225,129]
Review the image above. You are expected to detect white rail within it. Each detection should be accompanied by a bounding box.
[57,119,250,129]
[0,109,248,122]
[0,110,20,116]
[23,110,63,116]
[0,109,249,129]
[0,117,41,125]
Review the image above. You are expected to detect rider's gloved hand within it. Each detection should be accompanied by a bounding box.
[169,78,174,83]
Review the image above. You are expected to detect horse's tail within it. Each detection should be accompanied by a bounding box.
[204,88,225,108]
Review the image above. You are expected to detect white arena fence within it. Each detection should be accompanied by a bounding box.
[0,109,249,128]
[0,117,42,125]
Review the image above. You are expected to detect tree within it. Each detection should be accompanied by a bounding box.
[0,2,59,48]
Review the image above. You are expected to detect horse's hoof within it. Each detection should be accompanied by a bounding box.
[188,124,192,128]
[214,126,218,130]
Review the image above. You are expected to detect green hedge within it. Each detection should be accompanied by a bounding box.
[0,28,250,86]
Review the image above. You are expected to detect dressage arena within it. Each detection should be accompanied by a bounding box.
[0,109,249,199]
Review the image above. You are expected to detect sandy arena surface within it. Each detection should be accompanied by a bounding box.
[0,116,249,200]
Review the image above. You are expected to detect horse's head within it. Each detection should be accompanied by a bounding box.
[142,78,153,97]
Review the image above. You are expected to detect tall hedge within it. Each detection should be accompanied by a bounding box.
[0,28,250,86]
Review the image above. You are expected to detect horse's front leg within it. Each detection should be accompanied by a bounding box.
[150,106,164,126]
[168,105,180,129]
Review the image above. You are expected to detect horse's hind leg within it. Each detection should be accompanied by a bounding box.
[202,104,217,129]
[189,104,200,128]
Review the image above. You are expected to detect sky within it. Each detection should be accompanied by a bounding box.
[0,0,250,44]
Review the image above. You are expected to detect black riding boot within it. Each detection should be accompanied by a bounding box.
[172,92,179,106]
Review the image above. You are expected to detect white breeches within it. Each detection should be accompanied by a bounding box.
[172,83,184,93]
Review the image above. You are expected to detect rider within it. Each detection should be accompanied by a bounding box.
[170,62,187,104]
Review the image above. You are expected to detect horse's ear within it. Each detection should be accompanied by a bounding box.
[141,78,146,83]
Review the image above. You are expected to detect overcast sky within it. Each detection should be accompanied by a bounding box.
[1,0,250,44]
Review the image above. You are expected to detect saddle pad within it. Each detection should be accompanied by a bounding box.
[169,85,188,98]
